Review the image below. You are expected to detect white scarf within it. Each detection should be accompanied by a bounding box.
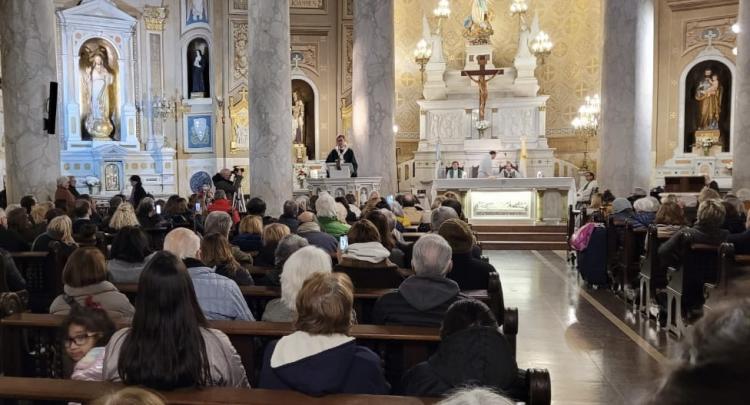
[336,146,348,161]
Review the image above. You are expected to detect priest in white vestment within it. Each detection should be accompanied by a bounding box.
[477,151,496,178]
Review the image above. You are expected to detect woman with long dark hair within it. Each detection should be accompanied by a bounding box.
[128,175,147,208]
[102,251,248,389]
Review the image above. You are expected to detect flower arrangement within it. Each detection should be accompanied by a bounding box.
[694,137,720,156]
[84,176,100,187]
[296,168,308,182]
[726,161,733,172]
[475,120,491,131]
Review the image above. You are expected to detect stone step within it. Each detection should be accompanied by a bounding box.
[471,224,567,233]
[481,241,569,250]
[475,232,566,242]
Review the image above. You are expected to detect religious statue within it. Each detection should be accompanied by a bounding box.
[463,0,494,45]
[81,47,115,140]
[695,68,722,130]
[462,55,501,121]
[292,91,305,144]
[191,49,206,96]
[188,0,207,23]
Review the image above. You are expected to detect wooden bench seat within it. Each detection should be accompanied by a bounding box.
[0,376,438,404]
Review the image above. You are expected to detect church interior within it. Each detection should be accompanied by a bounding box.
[0,0,748,404]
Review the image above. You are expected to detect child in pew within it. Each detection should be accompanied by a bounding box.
[61,304,116,381]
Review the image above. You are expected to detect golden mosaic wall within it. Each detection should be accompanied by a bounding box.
[394,0,603,163]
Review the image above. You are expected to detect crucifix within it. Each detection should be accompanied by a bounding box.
[461,55,503,121]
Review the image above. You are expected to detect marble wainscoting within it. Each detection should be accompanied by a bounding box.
[0,0,61,203]
[248,0,293,217]
[352,0,397,194]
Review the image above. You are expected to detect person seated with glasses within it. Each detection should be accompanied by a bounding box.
[61,305,116,381]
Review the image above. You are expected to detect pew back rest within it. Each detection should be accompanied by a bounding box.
[333,263,406,289]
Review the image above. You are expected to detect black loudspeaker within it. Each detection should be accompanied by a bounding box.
[44,81,58,134]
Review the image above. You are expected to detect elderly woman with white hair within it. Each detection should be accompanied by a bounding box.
[261,245,333,322]
[315,192,350,238]
[54,176,76,212]
[633,196,660,227]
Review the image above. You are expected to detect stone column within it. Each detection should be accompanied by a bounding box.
[599,0,654,197]
[0,0,60,203]
[352,0,397,193]
[248,0,292,217]
[733,1,750,189]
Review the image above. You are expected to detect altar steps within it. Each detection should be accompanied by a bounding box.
[473,225,567,250]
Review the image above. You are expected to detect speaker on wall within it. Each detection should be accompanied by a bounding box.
[44,81,58,135]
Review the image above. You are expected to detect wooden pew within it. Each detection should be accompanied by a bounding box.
[665,239,721,337]
[621,222,647,294]
[566,204,579,263]
[635,226,670,315]
[704,243,750,311]
[0,376,439,404]
[0,315,550,405]
[114,278,518,353]
[10,251,62,313]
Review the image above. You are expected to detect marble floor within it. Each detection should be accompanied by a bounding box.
[485,250,679,405]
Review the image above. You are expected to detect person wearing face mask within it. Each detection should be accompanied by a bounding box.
[325,135,358,177]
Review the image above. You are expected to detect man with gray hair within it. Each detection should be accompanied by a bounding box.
[430,206,458,233]
[277,200,300,233]
[372,234,467,326]
[164,228,254,321]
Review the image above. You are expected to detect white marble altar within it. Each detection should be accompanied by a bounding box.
[307,177,382,205]
[408,12,556,190]
[56,0,177,197]
[655,46,735,190]
[0,0,61,202]
[248,0,293,217]
[433,177,576,225]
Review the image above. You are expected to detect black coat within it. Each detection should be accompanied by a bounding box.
[372,276,466,327]
[212,173,237,196]
[0,228,29,252]
[325,148,358,177]
[448,252,495,290]
[130,185,147,208]
[402,326,518,397]
[658,224,729,269]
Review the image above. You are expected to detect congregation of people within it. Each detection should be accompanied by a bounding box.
[0,169,748,404]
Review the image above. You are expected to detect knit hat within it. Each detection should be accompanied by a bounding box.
[297,211,315,223]
[437,218,475,254]
[612,197,632,214]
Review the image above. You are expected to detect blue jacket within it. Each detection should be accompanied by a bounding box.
[258,332,389,396]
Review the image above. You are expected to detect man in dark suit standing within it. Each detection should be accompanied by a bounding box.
[325,135,358,177]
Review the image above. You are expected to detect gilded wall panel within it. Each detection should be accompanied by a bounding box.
[394,0,602,146]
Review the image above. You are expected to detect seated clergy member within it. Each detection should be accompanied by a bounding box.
[403,300,518,398]
[259,272,389,395]
[575,171,598,208]
[163,228,254,321]
[446,161,465,179]
[372,234,467,327]
[438,219,496,290]
[499,161,520,178]
[103,251,249,389]
[325,134,358,177]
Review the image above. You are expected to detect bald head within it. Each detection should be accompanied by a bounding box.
[164,228,201,259]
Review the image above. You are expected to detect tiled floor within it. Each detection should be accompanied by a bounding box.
[485,250,676,405]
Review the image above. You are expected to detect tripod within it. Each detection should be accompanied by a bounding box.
[231,174,246,213]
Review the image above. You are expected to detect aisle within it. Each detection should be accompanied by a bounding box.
[486,250,666,405]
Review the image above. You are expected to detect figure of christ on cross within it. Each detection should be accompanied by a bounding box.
[461,55,503,121]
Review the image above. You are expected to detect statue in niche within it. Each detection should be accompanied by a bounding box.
[187,39,210,98]
[80,43,117,140]
[695,68,722,130]
[292,91,305,144]
[683,61,732,153]
[104,163,120,191]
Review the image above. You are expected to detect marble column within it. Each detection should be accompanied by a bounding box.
[248,0,292,217]
[599,0,654,197]
[733,1,750,189]
[0,0,60,203]
[352,0,397,194]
